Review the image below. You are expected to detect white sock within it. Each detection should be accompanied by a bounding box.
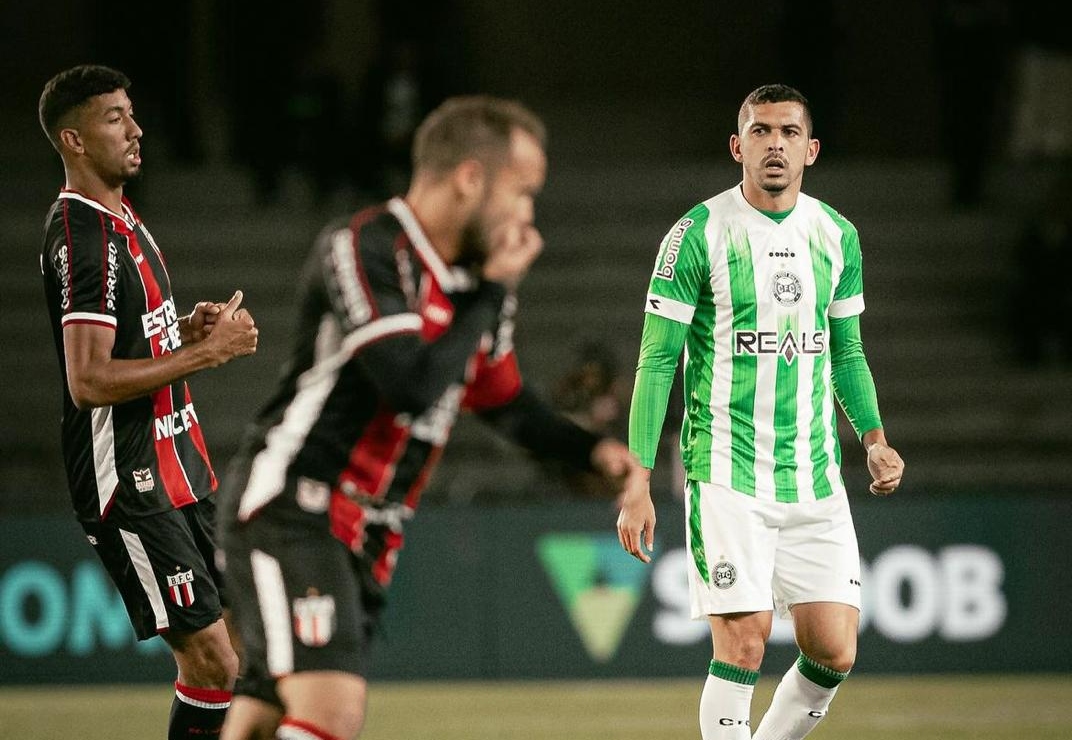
[699,660,759,740]
[751,653,848,740]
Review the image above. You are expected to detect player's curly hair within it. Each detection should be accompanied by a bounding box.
[412,95,546,176]
[39,64,131,150]
[738,83,813,137]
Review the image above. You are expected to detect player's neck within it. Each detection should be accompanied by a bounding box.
[740,180,800,213]
[65,169,125,215]
[402,189,462,265]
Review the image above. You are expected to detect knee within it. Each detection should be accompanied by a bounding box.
[170,627,240,689]
[715,634,767,671]
[804,644,856,675]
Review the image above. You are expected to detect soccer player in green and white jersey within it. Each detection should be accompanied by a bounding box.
[617,84,904,740]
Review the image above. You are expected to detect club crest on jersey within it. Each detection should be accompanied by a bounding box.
[167,569,196,607]
[771,270,803,307]
[293,592,336,647]
[654,217,693,281]
[132,467,155,493]
[712,561,737,590]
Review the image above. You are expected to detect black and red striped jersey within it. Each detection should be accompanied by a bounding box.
[221,197,598,589]
[40,191,217,523]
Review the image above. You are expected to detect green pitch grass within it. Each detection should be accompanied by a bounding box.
[1,675,1069,739]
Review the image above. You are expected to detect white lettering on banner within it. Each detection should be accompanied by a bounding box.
[154,402,200,441]
[651,544,1007,646]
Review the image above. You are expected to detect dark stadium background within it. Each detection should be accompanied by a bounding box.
[1,0,1069,704]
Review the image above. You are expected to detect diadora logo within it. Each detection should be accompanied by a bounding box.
[654,217,693,281]
[537,534,649,662]
[141,298,181,353]
[734,330,826,365]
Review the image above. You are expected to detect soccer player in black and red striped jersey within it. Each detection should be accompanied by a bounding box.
[215,96,646,740]
[38,64,259,739]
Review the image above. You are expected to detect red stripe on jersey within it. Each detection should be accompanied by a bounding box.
[463,350,523,411]
[183,383,217,491]
[127,230,197,508]
[338,408,410,498]
[405,446,443,508]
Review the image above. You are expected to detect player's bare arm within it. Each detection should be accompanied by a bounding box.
[616,467,657,564]
[64,290,258,409]
[862,428,904,496]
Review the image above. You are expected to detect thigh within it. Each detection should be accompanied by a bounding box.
[225,516,378,688]
[687,481,779,618]
[772,494,861,618]
[82,506,223,640]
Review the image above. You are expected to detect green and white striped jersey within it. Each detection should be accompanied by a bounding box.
[645,185,865,503]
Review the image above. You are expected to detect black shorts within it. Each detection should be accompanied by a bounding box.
[222,506,381,703]
[81,496,224,641]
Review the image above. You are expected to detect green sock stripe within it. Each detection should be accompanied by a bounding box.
[796,652,849,689]
[708,660,760,686]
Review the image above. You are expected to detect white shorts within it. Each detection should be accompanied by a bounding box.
[685,481,862,619]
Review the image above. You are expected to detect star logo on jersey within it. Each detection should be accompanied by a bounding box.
[537,534,649,663]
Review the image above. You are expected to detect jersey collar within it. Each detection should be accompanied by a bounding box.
[387,197,475,293]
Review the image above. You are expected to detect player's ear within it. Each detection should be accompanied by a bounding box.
[59,127,84,155]
[452,158,486,200]
[729,134,743,163]
[805,137,820,166]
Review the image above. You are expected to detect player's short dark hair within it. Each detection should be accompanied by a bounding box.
[738,84,813,137]
[412,95,547,176]
[39,64,131,150]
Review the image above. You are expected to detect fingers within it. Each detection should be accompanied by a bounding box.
[616,510,655,564]
[219,290,244,319]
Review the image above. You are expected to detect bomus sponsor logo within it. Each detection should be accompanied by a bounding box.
[734,330,826,365]
[654,217,693,281]
[141,297,182,352]
[105,242,119,312]
[154,402,200,441]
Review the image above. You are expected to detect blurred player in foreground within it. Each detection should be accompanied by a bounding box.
[217,95,645,740]
[617,83,904,739]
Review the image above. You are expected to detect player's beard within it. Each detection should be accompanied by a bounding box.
[456,206,492,270]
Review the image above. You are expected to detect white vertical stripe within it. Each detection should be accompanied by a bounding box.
[793,246,820,504]
[90,407,120,516]
[251,549,293,676]
[706,219,735,491]
[750,237,778,502]
[388,197,474,292]
[119,529,169,630]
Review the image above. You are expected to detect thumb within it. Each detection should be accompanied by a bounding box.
[220,290,243,318]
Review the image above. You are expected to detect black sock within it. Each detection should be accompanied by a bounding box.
[168,681,232,739]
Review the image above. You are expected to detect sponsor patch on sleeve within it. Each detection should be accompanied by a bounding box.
[644,293,695,324]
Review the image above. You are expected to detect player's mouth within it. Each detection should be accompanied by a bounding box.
[763,157,787,171]
[127,147,141,166]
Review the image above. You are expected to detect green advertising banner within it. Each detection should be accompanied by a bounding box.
[1,493,1069,685]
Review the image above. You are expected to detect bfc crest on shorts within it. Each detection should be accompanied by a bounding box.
[293,593,336,647]
[167,569,196,606]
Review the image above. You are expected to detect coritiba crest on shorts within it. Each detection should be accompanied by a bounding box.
[713,560,737,590]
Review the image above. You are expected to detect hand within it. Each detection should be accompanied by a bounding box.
[182,301,225,344]
[481,223,542,289]
[199,290,259,366]
[615,465,657,564]
[866,441,904,496]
